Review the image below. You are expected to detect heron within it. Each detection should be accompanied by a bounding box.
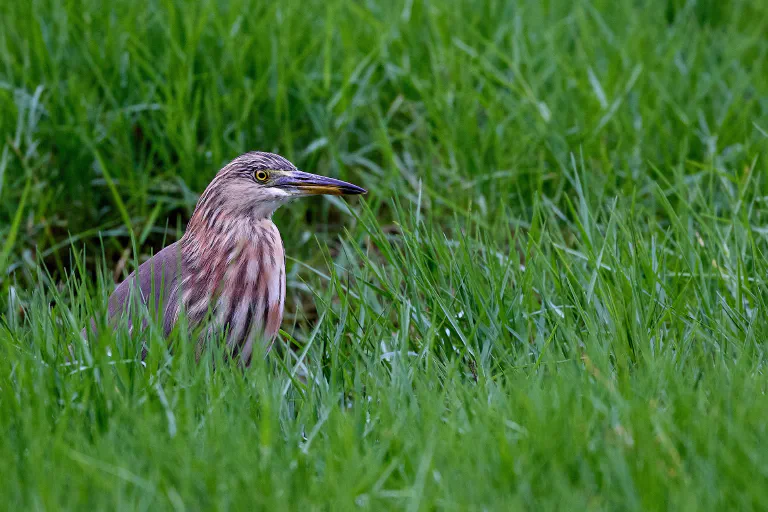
[86,151,366,364]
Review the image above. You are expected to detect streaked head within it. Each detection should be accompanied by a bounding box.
[199,151,367,220]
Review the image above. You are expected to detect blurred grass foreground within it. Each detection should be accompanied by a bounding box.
[1,0,768,509]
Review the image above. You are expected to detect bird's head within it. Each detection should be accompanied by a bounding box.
[195,151,367,221]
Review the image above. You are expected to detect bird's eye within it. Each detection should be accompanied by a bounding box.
[255,170,269,182]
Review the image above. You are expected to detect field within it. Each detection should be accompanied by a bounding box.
[1,0,768,509]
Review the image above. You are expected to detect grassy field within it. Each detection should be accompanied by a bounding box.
[1,0,768,509]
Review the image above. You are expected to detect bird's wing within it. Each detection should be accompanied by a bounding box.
[106,241,184,335]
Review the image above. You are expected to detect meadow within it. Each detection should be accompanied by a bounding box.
[1,0,767,509]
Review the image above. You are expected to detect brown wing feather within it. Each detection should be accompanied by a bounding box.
[84,242,184,339]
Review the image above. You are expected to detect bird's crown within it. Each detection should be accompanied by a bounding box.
[228,151,299,173]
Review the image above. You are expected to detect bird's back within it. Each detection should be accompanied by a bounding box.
[106,241,185,336]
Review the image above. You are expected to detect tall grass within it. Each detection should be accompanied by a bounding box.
[1,0,767,509]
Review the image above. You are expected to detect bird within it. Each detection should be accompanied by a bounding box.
[85,151,366,365]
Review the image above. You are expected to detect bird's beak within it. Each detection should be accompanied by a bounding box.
[275,170,367,196]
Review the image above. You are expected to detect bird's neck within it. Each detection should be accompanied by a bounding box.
[181,213,280,265]
[183,184,279,250]
[176,213,286,360]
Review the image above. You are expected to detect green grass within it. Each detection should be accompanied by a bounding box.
[2,0,768,509]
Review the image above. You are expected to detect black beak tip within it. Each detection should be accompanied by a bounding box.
[339,182,366,195]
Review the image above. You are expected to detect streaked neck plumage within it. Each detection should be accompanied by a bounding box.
[177,188,286,363]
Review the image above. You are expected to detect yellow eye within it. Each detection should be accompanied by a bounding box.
[255,170,269,182]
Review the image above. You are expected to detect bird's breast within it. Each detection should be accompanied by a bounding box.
[180,220,285,362]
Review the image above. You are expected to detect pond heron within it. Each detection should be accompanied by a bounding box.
[88,152,366,364]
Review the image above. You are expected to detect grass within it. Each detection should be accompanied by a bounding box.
[1,0,768,509]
